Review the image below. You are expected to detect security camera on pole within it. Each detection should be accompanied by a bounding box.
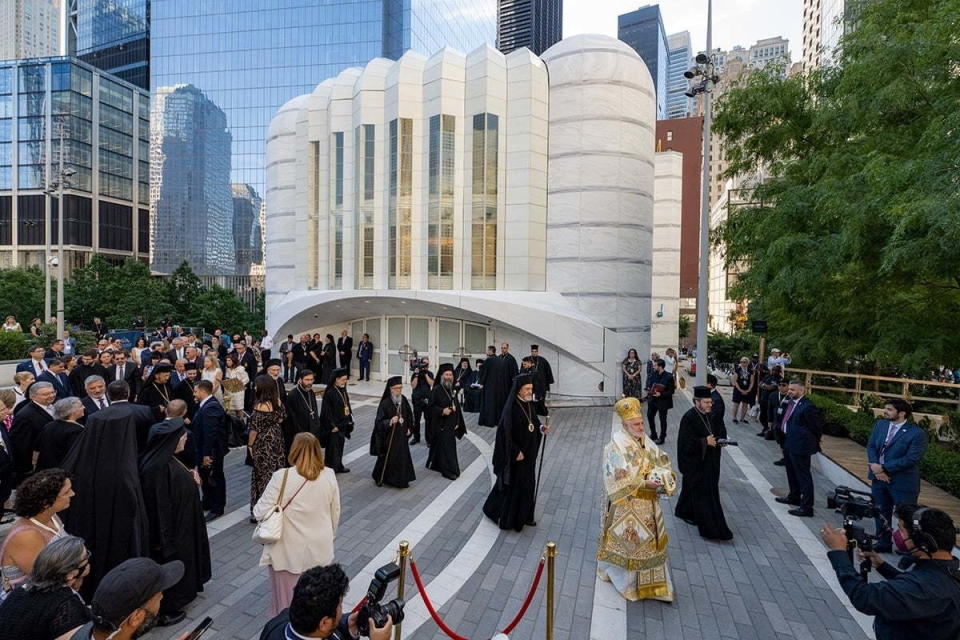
[684,0,719,385]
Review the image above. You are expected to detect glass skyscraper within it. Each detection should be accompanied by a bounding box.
[666,31,692,119]
[618,4,668,119]
[76,0,150,90]
[496,0,563,56]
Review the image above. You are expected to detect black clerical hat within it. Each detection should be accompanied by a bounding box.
[183,361,197,371]
[530,344,540,350]
[297,367,315,380]
[330,367,349,380]
[266,358,282,368]
[693,385,711,398]
[437,363,455,376]
[153,362,172,372]
[386,376,403,388]
[514,372,534,386]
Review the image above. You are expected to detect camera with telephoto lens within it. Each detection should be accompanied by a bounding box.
[827,486,885,577]
[355,563,405,637]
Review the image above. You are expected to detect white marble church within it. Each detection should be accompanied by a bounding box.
[264,34,683,401]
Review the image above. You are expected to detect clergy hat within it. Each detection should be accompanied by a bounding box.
[153,362,172,372]
[183,361,197,371]
[266,358,282,368]
[614,397,643,422]
[530,344,540,350]
[693,385,711,399]
[521,356,535,364]
[386,376,403,388]
[331,367,349,380]
[92,558,184,626]
[437,362,455,376]
[513,372,534,387]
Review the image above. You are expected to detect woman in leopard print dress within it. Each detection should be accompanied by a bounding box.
[248,375,287,519]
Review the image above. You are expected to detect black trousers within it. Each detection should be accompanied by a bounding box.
[646,404,669,440]
[411,397,429,442]
[339,355,352,375]
[784,451,814,510]
[325,432,346,471]
[200,455,226,515]
[282,359,296,382]
[358,358,370,381]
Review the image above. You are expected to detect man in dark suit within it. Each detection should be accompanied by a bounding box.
[17,346,49,377]
[107,350,139,396]
[279,334,297,383]
[91,316,108,340]
[81,375,110,420]
[706,373,725,424]
[645,358,674,445]
[37,358,71,400]
[193,380,227,520]
[866,398,928,551]
[775,379,822,517]
[356,333,373,382]
[44,339,66,360]
[337,329,353,374]
[9,381,56,481]
[643,351,660,394]
[767,379,791,463]
[166,337,187,364]
[231,340,258,381]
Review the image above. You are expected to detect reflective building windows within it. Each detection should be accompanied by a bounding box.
[388,117,412,289]
[428,114,455,289]
[331,131,344,289]
[355,124,375,289]
[471,113,498,290]
[76,0,150,90]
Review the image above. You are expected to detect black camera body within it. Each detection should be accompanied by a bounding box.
[356,563,405,637]
[827,486,885,577]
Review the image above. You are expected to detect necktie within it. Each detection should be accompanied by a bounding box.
[117,367,122,381]
[98,397,106,410]
[781,400,796,433]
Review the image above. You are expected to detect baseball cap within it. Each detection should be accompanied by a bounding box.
[92,558,184,624]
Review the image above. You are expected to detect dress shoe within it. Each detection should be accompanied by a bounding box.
[775,496,801,506]
[756,430,767,437]
[248,516,258,524]
[204,512,222,522]
[773,458,786,466]
[731,419,739,423]
[764,432,776,441]
[410,437,421,445]
[655,438,665,445]
[157,611,186,627]
[526,519,537,527]
[787,508,814,518]
[336,467,351,474]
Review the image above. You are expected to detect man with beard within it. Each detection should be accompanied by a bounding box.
[427,364,464,481]
[69,350,98,397]
[674,386,732,541]
[284,369,321,454]
[477,346,504,427]
[529,345,554,396]
[319,368,353,473]
[336,329,353,373]
[483,373,550,531]
[292,334,311,379]
[60,380,151,597]
[371,377,416,488]
[462,359,483,413]
[498,343,519,392]
[138,362,174,423]
[409,360,434,445]
[137,399,211,625]
[263,359,288,404]
[172,362,199,419]
[521,356,549,417]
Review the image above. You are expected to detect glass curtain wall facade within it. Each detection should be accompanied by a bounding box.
[496,0,562,56]
[666,31,692,119]
[331,131,344,289]
[617,4,668,119]
[388,117,412,289]
[428,114,455,289]
[355,124,375,289]
[76,0,150,90]
[0,57,149,271]
[471,113,497,289]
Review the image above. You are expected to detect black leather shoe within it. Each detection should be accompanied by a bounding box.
[248,516,257,524]
[204,512,222,522]
[773,458,786,466]
[756,431,767,437]
[788,508,814,517]
[157,611,186,627]
[764,433,776,441]
[337,467,350,474]
[775,496,801,506]
[410,437,421,444]
[526,520,537,527]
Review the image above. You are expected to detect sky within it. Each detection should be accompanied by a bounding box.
[563,0,804,61]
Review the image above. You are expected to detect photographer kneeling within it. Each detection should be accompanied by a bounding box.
[820,504,960,640]
[260,564,393,640]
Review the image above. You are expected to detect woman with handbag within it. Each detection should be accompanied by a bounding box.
[248,375,287,521]
[253,432,340,616]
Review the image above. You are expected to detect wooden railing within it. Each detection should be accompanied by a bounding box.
[785,367,960,411]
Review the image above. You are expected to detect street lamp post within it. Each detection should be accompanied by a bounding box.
[684,0,717,385]
[44,124,75,341]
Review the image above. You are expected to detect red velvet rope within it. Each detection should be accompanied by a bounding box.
[350,596,368,615]
[409,557,545,640]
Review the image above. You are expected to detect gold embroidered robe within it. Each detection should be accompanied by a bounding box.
[596,427,677,601]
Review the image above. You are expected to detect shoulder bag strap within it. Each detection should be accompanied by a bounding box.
[282,479,309,510]
[276,468,289,507]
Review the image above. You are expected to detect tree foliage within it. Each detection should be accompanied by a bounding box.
[712,0,960,374]
[0,267,45,324]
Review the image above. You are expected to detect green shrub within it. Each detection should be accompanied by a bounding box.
[0,331,28,361]
[918,444,960,497]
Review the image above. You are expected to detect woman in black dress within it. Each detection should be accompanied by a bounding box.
[622,348,643,399]
[321,334,336,385]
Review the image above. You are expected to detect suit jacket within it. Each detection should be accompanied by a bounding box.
[231,350,258,384]
[9,401,54,478]
[193,397,227,459]
[107,362,139,393]
[81,394,110,420]
[782,397,823,456]
[37,370,71,400]
[16,359,48,375]
[337,336,354,359]
[647,370,675,410]
[357,340,373,361]
[866,420,927,491]
[166,348,187,363]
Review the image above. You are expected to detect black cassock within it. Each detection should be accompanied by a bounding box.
[173,379,198,419]
[426,385,464,480]
[371,395,416,488]
[525,367,550,417]
[138,422,211,614]
[61,405,150,597]
[284,386,320,454]
[478,356,504,427]
[319,385,353,472]
[138,381,174,423]
[460,369,481,413]
[483,395,543,532]
[674,407,732,541]
[531,355,555,389]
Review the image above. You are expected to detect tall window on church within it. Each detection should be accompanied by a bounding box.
[331,131,344,288]
[471,113,498,289]
[389,117,412,289]
[428,114,455,289]
[355,124,375,289]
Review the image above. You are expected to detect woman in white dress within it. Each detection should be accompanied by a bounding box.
[223,353,249,418]
[201,354,224,404]
[2,316,22,332]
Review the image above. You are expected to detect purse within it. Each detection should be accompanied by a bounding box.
[252,469,307,544]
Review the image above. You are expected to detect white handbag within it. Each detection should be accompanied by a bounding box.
[252,469,289,544]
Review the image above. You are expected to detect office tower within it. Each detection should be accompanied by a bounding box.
[150,84,234,275]
[618,4,668,118]
[0,0,62,60]
[75,0,149,90]
[232,183,263,275]
[0,56,150,271]
[666,31,692,119]
[803,0,848,70]
[496,0,563,55]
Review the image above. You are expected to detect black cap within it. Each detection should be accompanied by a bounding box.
[436,363,455,376]
[266,358,282,368]
[183,361,198,371]
[693,385,711,399]
[530,344,539,350]
[331,367,349,380]
[386,376,403,388]
[92,558,184,624]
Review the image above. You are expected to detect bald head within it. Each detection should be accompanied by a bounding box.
[166,399,188,419]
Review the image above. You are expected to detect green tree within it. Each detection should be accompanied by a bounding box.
[0,267,45,325]
[167,261,203,319]
[65,255,172,329]
[712,0,960,374]
[188,285,255,335]
[678,315,690,340]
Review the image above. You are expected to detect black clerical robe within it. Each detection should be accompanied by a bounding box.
[61,402,150,597]
[138,423,211,614]
[524,366,550,416]
[478,356,504,427]
[36,419,83,471]
[319,384,353,472]
[531,355,554,388]
[138,381,174,423]
[284,385,320,453]
[426,384,464,480]
[674,406,732,541]
[483,396,543,532]
[371,395,416,488]
[460,369,481,413]
[173,378,198,419]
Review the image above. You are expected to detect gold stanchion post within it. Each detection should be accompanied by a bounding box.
[546,541,557,640]
[394,541,410,640]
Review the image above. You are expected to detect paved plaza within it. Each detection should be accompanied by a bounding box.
[157,387,875,640]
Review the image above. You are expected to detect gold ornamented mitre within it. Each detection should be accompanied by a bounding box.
[614,396,643,422]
